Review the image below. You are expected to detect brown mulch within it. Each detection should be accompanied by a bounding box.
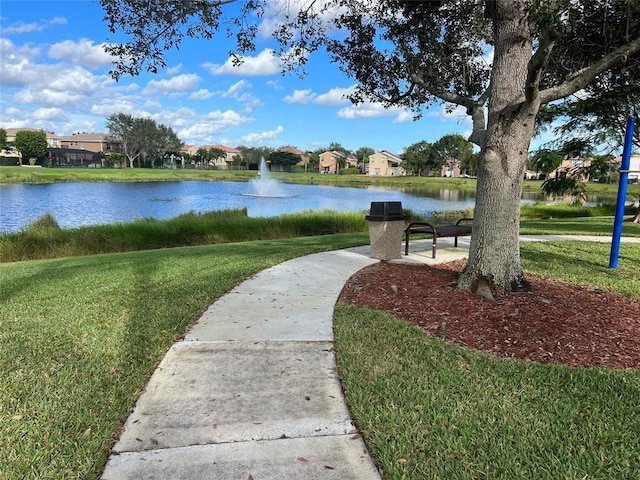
[337,261,640,369]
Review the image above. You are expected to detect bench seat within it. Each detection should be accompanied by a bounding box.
[404,218,473,258]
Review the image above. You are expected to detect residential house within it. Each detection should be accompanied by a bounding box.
[345,155,359,170]
[367,150,405,176]
[52,132,122,167]
[3,127,62,148]
[612,155,640,183]
[180,144,198,156]
[441,158,462,178]
[318,150,344,174]
[524,169,545,180]
[59,132,122,154]
[2,128,115,166]
[548,157,590,181]
[317,150,359,174]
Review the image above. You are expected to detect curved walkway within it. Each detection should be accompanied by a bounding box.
[102,247,381,479]
[102,235,639,479]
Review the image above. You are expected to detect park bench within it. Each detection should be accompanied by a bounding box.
[404,218,473,258]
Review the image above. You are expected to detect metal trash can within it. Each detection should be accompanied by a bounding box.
[365,201,406,260]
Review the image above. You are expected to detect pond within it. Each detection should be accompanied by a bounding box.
[0,179,547,233]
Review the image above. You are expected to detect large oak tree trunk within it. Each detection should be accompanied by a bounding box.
[458,0,539,294]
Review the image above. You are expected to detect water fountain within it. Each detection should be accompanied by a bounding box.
[243,157,293,198]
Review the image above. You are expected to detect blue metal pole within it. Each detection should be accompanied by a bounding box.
[609,117,635,269]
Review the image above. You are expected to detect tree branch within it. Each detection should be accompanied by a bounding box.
[526,27,558,101]
[409,72,487,147]
[540,35,640,104]
[410,72,473,108]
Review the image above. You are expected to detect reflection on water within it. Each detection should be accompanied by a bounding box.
[0,180,621,233]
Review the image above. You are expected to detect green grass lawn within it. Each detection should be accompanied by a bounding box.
[335,305,640,479]
[520,215,640,237]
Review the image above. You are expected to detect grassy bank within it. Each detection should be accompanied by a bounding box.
[3,166,638,197]
[3,203,639,263]
[0,166,476,187]
[335,240,640,479]
[0,209,370,262]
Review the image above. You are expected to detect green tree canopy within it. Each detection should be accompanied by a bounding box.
[529,149,564,175]
[267,150,302,167]
[14,130,48,165]
[236,146,274,168]
[401,140,436,176]
[355,146,374,162]
[432,134,475,175]
[106,113,182,167]
[0,128,7,152]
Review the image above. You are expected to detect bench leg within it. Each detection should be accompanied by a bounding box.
[432,237,437,259]
[454,236,458,247]
[404,232,409,255]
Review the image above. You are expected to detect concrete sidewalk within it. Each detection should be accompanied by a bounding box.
[101,234,638,479]
[102,248,383,480]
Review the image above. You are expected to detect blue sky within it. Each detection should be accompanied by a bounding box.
[0,0,527,154]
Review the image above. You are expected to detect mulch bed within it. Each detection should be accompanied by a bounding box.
[338,261,640,369]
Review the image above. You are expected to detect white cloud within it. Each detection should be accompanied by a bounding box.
[178,109,252,143]
[2,106,22,117]
[143,73,201,95]
[267,79,284,90]
[337,102,412,123]
[314,85,355,105]
[151,107,197,129]
[189,89,215,100]
[224,79,250,98]
[3,22,45,34]
[32,107,67,121]
[48,67,109,94]
[14,88,81,106]
[50,17,67,26]
[0,56,33,88]
[90,100,137,116]
[48,39,115,69]
[427,104,472,124]
[393,110,414,123]
[284,89,316,104]
[166,63,183,75]
[241,125,284,144]
[0,39,43,87]
[204,49,281,76]
[143,99,162,110]
[284,85,355,105]
[218,80,262,112]
[2,16,67,35]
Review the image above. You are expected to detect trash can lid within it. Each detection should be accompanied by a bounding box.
[365,201,406,221]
